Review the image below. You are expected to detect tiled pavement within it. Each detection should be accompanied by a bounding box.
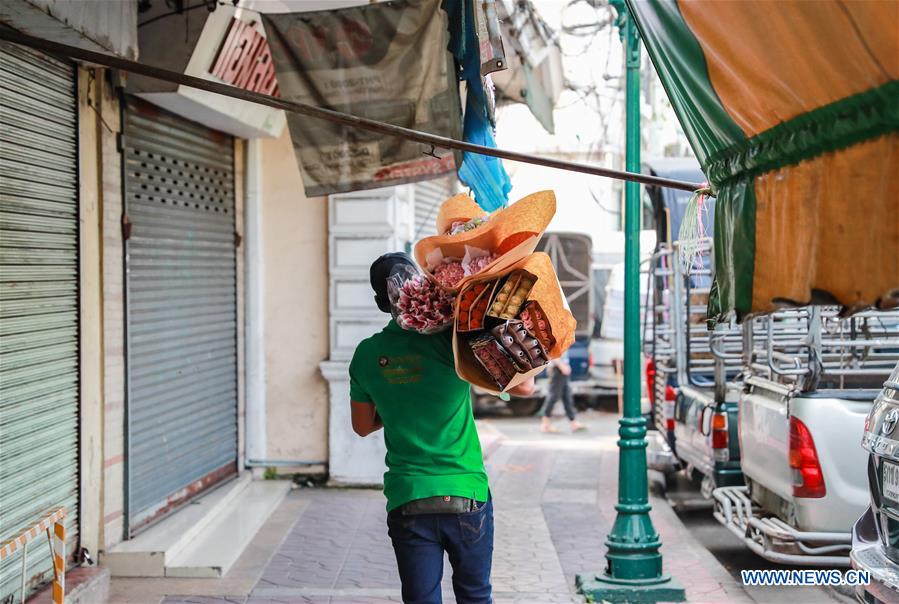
[116,411,754,604]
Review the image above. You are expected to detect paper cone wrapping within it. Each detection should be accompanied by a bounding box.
[435,194,484,235]
[414,191,556,291]
[453,252,577,394]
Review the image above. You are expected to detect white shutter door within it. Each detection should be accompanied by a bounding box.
[123,97,238,534]
[0,41,80,602]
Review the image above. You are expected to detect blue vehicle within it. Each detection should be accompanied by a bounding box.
[567,336,591,381]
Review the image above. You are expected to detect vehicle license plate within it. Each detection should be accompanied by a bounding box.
[883,461,899,502]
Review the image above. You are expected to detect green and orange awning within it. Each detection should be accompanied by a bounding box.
[628,0,899,322]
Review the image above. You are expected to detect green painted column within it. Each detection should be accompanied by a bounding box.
[576,2,684,601]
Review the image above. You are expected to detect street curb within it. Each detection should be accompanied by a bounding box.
[31,567,109,604]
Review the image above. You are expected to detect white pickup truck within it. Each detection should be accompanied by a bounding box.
[713,307,899,565]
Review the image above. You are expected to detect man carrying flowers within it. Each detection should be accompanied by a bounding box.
[350,252,535,604]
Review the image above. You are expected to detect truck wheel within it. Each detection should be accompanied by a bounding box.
[508,398,543,417]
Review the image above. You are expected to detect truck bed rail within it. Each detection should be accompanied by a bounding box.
[747,307,899,392]
[713,486,851,566]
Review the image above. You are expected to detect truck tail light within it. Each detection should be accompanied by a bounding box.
[789,417,826,498]
[711,412,729,461]
[665,386,676,432]
[588,352,594,368]
[645,360,657,404]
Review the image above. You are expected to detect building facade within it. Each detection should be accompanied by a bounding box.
[0,2,138,598]
[0,0,456,597]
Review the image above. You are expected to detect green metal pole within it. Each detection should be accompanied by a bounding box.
[608,0,659,578]
[577,2,684,600]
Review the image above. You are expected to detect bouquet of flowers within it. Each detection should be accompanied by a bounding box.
[387,264,455,334]
[454,253,576,392]
[393,190,575,393]
[433,261,465,289]
[431,248,500,289]
[414,192,556,292]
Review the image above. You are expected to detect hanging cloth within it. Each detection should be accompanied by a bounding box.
[444,0,512,212]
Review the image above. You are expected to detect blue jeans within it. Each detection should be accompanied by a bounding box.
[386,497,493,604]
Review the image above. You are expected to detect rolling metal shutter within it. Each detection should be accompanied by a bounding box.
[0,41,79,601]
[413,175,455,239]
[123,97,238,534]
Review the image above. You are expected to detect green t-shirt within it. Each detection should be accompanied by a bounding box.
[349,320,488,511]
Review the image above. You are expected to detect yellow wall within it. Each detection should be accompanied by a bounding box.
[260,130,330,466]
[80,68,127,550]
[77,67,103,556]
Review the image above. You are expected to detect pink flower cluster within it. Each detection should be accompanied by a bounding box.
[464,253,498,275]
[434,261,465,288]
[395,275,456,333]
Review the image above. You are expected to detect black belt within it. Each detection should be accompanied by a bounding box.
[400,495,485,515]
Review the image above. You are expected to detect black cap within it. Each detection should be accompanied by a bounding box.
[370,252,415,313]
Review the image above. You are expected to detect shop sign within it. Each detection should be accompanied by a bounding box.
[210,17,279,97]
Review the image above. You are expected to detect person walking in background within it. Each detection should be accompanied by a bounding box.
[540,351,586,433]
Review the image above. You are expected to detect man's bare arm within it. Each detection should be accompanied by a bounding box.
[507,376,536,397]
[351,401,383,436]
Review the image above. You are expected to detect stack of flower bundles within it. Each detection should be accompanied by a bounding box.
[407,191,576,393]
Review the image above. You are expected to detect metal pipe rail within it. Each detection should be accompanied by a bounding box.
[750,306,899,387]
[766,347,807,376]
[0,28,706,193]
[825,367,899,377]
[712,486,850,566]
[746,374,797,396]
[710,336,742,360]
[650,239,746,394]
[820,339,899,348]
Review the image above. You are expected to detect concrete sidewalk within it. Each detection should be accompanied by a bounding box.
[109,410,750,603]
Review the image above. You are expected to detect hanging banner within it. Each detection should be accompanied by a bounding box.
[262,0,461,197]
[628,0,899,322]
[475,0,506,76]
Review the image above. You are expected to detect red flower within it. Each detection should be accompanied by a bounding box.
[395,275,455,334]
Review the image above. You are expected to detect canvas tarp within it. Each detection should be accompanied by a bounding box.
[627,0,899,322]
[262,0,461,197]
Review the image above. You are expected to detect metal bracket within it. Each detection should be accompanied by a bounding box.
[121,212,132,241]
[234,231,243,247]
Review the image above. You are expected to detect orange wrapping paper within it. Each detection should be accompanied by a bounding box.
[414,191,556,291]
[453,252,577,393]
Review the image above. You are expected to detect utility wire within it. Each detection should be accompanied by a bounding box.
[0,28,706,193]
[138,0,223,28]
